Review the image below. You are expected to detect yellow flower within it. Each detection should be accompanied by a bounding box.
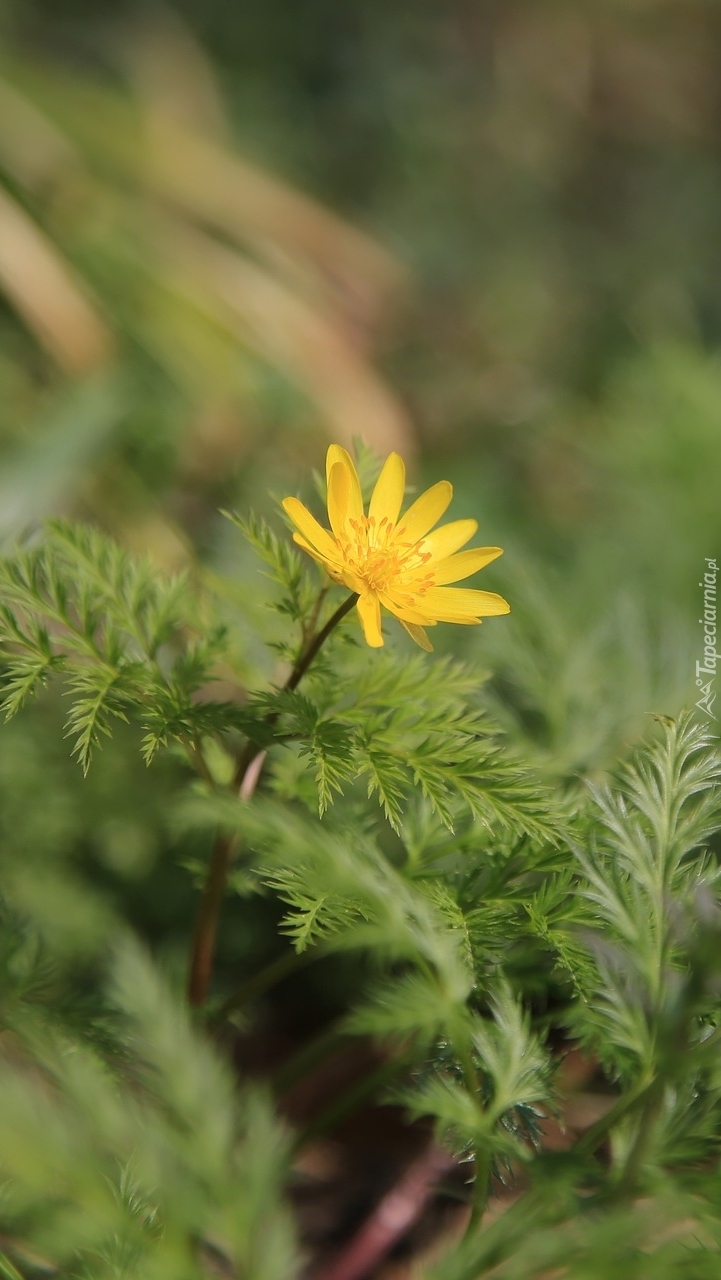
[282,445,510,651]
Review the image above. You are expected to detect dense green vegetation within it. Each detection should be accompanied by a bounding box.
[0,3,720,1276]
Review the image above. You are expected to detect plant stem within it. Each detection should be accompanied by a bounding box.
[187,830,238,1006]
[312,1145,454,1280]
[186,592,357,1007]
[185,736,217,790]
[302,582,329,647]
[617,1077,664,1193]
[573,1073,655,1159]
[456,1040,490,1233]
[292,1043,416,1152]
[467,1143,492,1233]
[285,592,357,691]
[213,945,323,1024]
[272,1020,346,1094]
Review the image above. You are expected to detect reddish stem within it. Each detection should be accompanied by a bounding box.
[186,593,357,1007]
[310,1146,454,1280]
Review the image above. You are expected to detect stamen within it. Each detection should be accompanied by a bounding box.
[328,509,443,596]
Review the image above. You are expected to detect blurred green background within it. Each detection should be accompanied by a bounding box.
[0,0,718,952]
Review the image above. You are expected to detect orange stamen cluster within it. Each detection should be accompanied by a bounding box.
[337,515,435,597]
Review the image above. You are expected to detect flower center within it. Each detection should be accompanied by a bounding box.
[335,515,436,596]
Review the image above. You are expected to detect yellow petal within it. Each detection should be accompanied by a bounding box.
[283,497,340,563]
[357,591,384,647]
[340,567,367,594]
[421,519,478,563]
[291,533,347,577]
[431,616,481,625]
[423,586,511,619]
[326,444,364,526]
[293,534,364,590]
[402,607,481,626]
[431,546,503,585]
[292,532,326,563]
[325,443,346,484]
[327,461,351,540]
[369,452,405,527]
[379,590,432,625]
[397,481,452,543]
[399,620,434,651]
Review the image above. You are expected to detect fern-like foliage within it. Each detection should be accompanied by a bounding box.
[397,984,550,1166]
[3,500,721,1280]
[0,521,557,853]
[0,939,296,1280]
[427,716,721,1280]
[224,510,318,638]
[0,522,239,770]
[243,650,563,840]
[180,786,554,1196]
[320,650,560,836]
[569,712,721,1076]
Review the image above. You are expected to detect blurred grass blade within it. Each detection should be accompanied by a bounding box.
[0,375,127,540]
[0,74,78,186]
[0,51,416,471]
[159,223,413,453]
[146,116,408,329]
[128,7,232,140]
[0,187,113,373]
[0,1252,25,1280]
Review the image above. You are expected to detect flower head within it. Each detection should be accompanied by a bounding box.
[283,445,509,650]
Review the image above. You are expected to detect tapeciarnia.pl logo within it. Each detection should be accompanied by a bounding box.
[696,557,718,722]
